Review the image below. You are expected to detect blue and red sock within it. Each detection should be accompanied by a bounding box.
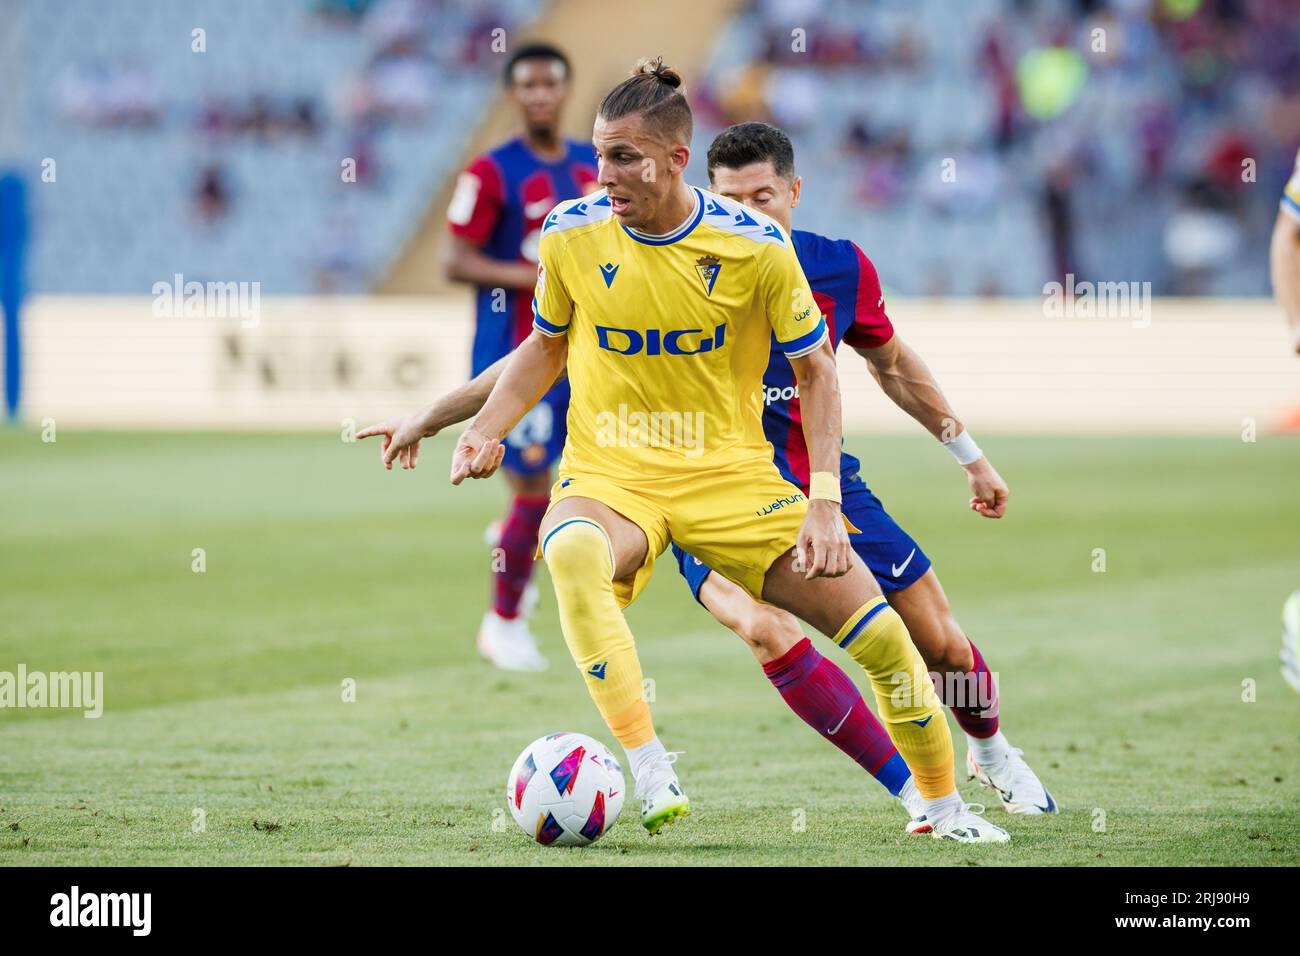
[492,494,549,619]
[934,639,1000,739]
[761,637,911,796]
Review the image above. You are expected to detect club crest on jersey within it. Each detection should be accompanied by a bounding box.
[694,255,722,296]
[599,261,619,288]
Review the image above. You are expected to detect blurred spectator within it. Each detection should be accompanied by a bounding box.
[1043,162,1079,286]
[715,63,774,126]
[193,165,231,228]
[56,62,162,127]
[314,213,365,293]
[1203,130,1254,202]
[363,50,438,121]
[195,94,321,141]
[764,67,822,133]
[1137,100,1176,185]
[920,147,1002,215]
[980,26,1021,151]
[314,0,373,23]
[343,126,382,187]
[1163,178,1243,294]
[848,130,912,207]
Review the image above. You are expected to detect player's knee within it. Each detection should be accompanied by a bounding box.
[735,603,803,660]
[542,520,611,586]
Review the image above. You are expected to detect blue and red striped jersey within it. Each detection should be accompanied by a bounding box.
[447,137,597,376]
[762,229,894,491]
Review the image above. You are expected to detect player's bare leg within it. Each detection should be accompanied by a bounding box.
[696,572,801,664]
[477,465,551,671]
[890,569,1056,813]
[887,570,972,673]
[762,550,1009,843]
[538,496,688,833]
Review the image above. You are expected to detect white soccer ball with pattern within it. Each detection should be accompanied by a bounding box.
[506,732,625,846]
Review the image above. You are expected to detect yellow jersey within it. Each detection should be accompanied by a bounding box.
[531,185,826,483]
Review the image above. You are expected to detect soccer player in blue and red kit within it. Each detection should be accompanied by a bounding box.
[667,123,1056,825]
[443,43,597,671]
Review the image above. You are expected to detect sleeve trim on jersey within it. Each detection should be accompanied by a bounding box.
[842,320,894,350]
[1282,192,1300,221]
[446,155,505,244]
[531,298,569,336]
[781,318,829,358]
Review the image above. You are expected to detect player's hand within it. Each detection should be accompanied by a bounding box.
[964,456,1009,519]
[794,499,852,580]
[450,425,505,485]
[356,414,429,471]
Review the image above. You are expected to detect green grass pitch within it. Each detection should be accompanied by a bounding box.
[1,428,1297,866]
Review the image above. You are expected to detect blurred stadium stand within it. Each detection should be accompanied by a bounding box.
[4,0,1298,298]
[12,0,542,294]
[686,0,1300,296]
[3,0,1297,433]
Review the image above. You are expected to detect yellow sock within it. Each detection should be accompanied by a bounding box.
[541,518,654,748]
[835,597,955,799]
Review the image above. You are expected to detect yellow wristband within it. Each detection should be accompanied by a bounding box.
[808,471,841,504]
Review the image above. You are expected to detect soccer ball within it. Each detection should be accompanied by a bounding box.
[506,731,625,846]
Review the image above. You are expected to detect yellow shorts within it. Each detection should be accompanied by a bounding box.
[537,462,809,608]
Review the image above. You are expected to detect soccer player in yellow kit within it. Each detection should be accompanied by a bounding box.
[446,59,1008,842]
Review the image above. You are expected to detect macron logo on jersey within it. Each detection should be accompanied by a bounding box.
[599,262,619,288]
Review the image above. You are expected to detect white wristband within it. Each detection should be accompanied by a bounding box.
[943,430,983,465]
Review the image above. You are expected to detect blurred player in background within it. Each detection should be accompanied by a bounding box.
[1269,145,1300,692]
[0,173,26,422]
[443,42,597,672]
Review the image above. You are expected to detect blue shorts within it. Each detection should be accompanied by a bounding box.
[502,380,569,476]
[672,474,931,603]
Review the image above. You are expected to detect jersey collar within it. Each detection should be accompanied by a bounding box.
[622,187,704,246]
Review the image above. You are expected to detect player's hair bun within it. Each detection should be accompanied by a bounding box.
[633,56,683,90]
[598,56,692,142]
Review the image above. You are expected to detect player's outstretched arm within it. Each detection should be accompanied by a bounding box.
[1270,207,1300,355]
[451,329,568,485]
[355,354,513,472]
[856,336,1009,519]
[788,340,852,580]
[356,355,569,472]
